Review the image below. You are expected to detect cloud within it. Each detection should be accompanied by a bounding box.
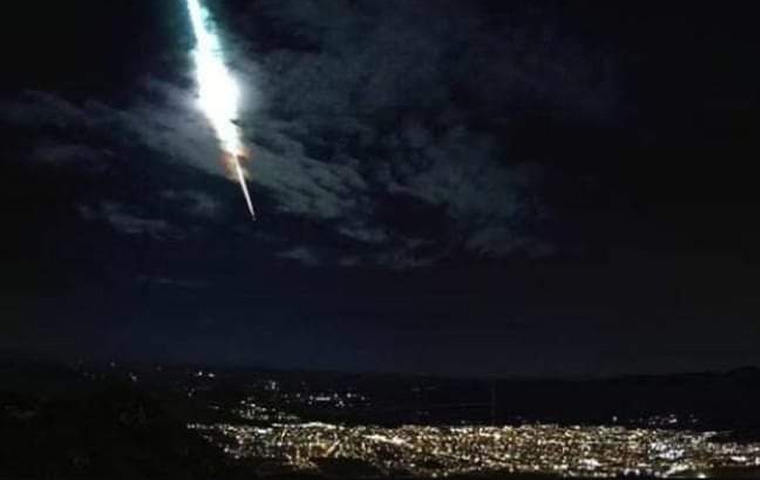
[1,86,225,177]
[245,116,549,266]
[161,190,223,218]
[79,202,183,240]
[0,91,92,128]
[211,0,613,266]
[135,274,210,289]
[27,142,114,176]
[1,0,619,268]
[32,143,107,164]
[243,0,617,119]
[278,246,323,267]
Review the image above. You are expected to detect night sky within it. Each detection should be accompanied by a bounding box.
[1,0,758,377]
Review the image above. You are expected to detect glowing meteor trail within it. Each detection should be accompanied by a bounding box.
[186,0,256,220]
[231,152,256,220]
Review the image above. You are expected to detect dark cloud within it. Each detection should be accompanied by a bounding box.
[161,190,223,219]
[237,0,617,118]
[1,87,224,174]
[135,274,210,290]
[31,143,110,166]
[0,0,624,269]
[219,0,616,265]
[78,202,183,240]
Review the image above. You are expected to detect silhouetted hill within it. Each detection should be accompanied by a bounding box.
[0,383,245,479]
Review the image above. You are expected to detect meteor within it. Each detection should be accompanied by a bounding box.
[186,0,256,220]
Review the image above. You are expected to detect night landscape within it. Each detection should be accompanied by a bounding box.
[1,1,759,478]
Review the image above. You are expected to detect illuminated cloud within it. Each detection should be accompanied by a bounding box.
[186,0,256,219]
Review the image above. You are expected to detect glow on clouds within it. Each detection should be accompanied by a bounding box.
[186,0,256,220]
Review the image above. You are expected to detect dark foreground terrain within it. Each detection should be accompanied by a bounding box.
[0,381,236,478]
[2,355,760,479]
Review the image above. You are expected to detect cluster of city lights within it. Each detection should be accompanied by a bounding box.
[191,417,760,478]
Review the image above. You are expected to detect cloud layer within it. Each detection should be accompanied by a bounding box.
[1,0,619,268]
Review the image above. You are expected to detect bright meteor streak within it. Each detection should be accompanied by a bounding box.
[186,0,256,220]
